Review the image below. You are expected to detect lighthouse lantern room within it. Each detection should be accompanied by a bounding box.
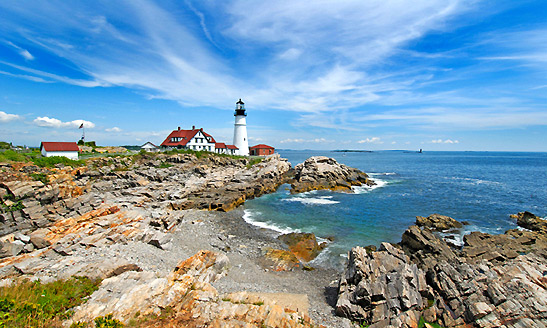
[233,98,249,156]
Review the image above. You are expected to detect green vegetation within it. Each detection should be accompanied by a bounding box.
[0,276,101,328]
[0,199,25,212]
[0,150,31,163]
[32,156,85,168]
[157,162,172,168]
[0,142,11,150]
[94,314,124,328]
[246,157,263,168]
[30,172,49,184]
[418,316,444,328]
[78,141,97,147]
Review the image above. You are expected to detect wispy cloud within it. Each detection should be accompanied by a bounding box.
[33,116,95,129]
[0,111,21,122]
[5,41,34,60]
[105,127,122,132]
[280,137,331,144]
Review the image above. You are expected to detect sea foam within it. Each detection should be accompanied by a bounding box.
[352,178,388,194]
[283,195,340,205]
[242,209,299,235]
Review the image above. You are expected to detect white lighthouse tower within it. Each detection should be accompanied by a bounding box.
[233,98,249,156]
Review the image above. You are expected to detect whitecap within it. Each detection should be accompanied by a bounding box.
[242,209,300,234]
[283,196,340,205]
[352,179,388,194]
[370,172,397,176]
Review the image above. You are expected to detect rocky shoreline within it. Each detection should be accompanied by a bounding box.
[0,153,545,327]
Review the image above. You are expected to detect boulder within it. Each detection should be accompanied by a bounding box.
[415,214,463,231]
[260,248,301,271]
[291,156,375,193]
[278,232,327,262]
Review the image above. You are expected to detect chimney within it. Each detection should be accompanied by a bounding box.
[178,126,180,131]
[192,125,195,130]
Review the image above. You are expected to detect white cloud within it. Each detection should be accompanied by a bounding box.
[358,137,383,144]
[431,139,459,144]
[33,116,95,129]
[106,127,122,132]
[0,111,21,122]
[6,41,34,61]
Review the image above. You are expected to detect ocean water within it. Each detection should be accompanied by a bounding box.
[243,150,547,268]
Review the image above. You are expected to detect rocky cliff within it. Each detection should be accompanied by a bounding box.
[336,213,547,327]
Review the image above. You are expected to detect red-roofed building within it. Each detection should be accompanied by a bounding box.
[40,142,80,160]
[161,126,217,152]
[214,142,238,155]
[250,144,274,156]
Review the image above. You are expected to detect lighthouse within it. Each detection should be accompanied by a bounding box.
[233,98,249,156]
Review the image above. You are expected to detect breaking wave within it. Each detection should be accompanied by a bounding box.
[243,209,299,235]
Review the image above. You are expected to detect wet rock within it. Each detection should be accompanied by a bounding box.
[513,211,547,233]
[415,214,463,231]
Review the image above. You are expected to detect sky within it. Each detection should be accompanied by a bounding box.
[0,1,546,151]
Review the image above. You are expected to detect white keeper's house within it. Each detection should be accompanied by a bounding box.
[40,142,80,160]
[160,126,239,155]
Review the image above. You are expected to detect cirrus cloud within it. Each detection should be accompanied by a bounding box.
[431,139,459,144]
[358,137,383,144]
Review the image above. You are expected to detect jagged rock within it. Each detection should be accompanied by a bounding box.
[513,211,547,233]
[416,214,463,231]
[336,242,429,326]
[278,232,327,262]
[291,156,375,193]
[400,225,458,270]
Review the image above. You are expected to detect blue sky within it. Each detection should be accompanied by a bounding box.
[0,1,546,151]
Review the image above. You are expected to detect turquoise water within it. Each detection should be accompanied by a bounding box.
[243,151,547,267]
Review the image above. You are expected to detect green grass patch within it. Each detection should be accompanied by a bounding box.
[30,172,49,184]
[157,162,172,168]
[0,150,30,163]
[0,276,101,328]
[0,199,24,212]
[418,316,444,328]
[32,156,85,168]
[246,157,263,168]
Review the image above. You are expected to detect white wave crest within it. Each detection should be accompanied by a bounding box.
[370,172,397,176]
[352,179,388,194]
[283,196,339,205]
[242,209,299,234]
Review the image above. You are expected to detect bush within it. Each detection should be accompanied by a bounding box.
[0,276,101,328]
[94,314,124,328]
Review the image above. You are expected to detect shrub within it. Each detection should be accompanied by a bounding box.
[94,314,124,328]
[30,173,49,184]
[0,276,101,328]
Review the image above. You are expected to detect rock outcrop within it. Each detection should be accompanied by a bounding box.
[291,156,375,193]
[69,250,318,327]
[336,242,430,327]
[337,214,547,327]
[415,214,463,231]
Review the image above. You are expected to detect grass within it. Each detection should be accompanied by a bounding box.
[0,150,32,163]
[32,156,85,168]
[157,162,172,168]
[30,172,49,184]
[0,276,101,328]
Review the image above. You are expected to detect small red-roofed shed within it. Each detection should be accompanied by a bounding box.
[40,142,80,160]
[250,144,274,156]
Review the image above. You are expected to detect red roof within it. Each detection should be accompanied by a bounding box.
[215,143,226,149]
[160,128,216,147]
[250,144,274,150]
[41,142,80,152]
[226,145,238,150]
